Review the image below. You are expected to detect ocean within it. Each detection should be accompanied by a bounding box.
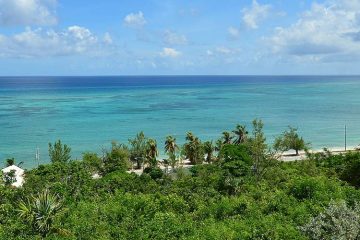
[0,76,359,168]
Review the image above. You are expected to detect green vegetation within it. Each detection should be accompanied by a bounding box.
[184,132,204,165]
[48,140,71,163]
[1,121,360,239]
[129,131,147,169]
[18,189,63,237]
[274,126,308,155]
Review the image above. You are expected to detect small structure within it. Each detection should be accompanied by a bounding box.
[2,165,25,187]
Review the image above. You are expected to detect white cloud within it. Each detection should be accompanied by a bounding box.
[215,46,240,55]
[242,0,271,29]
[0,0,57,26]
[204,47,241,65]
[0,26,113,58]
[228,26,240,38]
[163,30,187,45]
[123,11,147,28]
[103,32,113,44]
[270,0,360,62]
[205,46,240,62]
[68,26,94,40]
[160,47,181,58]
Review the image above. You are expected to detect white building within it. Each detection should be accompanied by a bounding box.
[2,165,25,187]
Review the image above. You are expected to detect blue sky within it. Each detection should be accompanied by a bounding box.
[0,0,360,75]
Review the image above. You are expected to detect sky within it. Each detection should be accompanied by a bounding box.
[1,0,360,75]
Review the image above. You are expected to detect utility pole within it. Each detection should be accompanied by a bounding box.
[35,147,40,166]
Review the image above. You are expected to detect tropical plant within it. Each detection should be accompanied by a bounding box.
[82,152,102,174]
[5,121,360,239]
[247,119,277,182]
[18,189,63,237]
[165,135,179,155]
[5,158,15,167]
[168,152,178,170]
[48,140,71,163]
[5,158,23,167]
[220,144,252,178]
[162,158,170,174]
[215,138,224,158]
[129,131,148,169]
[232,124,248,144]
[165,136,179,170]
[274,126,307,155]
[203,140,215,163]
[222,131,233,145]
[102,141,130,174]
[184,132,204,165]
[146,139,158,168]
[185,132,195,142]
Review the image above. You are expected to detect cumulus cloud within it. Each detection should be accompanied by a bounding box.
[242,0,271,29]
[0,26,113,58]
[270,0,360,62]
[0,0,57,26]
[159,47,181,58]
[163,30,187,45]
[228,26,240,39]
[123,11,147,28]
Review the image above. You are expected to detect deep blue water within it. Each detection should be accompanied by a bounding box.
[0,76,359,168]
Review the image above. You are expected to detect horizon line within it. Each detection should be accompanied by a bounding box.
[1,74,360,78]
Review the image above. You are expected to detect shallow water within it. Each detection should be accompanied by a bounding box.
[0,76,359,168]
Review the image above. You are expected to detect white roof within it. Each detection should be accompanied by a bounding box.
[2,165,25,187]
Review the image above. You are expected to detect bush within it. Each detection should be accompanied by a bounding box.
[289,177,322,200]
[143,167,164,180]
[301,201,360,240]
[220,145,252,177]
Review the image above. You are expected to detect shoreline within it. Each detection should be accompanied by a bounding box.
[280,146,359,161]
[4,145,359,171]
[127,146,360,175]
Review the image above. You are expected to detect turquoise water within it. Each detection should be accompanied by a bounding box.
[0,76,360,168]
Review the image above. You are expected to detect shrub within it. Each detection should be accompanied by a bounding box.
[143,167,164,180]
[301,201,360,240]
[219,145,252,177]
[289,177,321,200]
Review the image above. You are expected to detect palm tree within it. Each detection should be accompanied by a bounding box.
[146,139,158,159]
[222,131,233,145]
[18,189,62,237]
[165,135,179,156]
[184,132,204,165]
[168,152,178,171]
[146,139,158,168]
[6,158,15,167]
[203,141,215,163]
[233,124,248,144]
[165,136,179,171]
[186,132,195,142]
[5,158,23,167]
[215,138,224,152]
[129,131,148,169]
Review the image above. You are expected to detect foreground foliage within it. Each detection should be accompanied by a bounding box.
[2,124,360,239]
